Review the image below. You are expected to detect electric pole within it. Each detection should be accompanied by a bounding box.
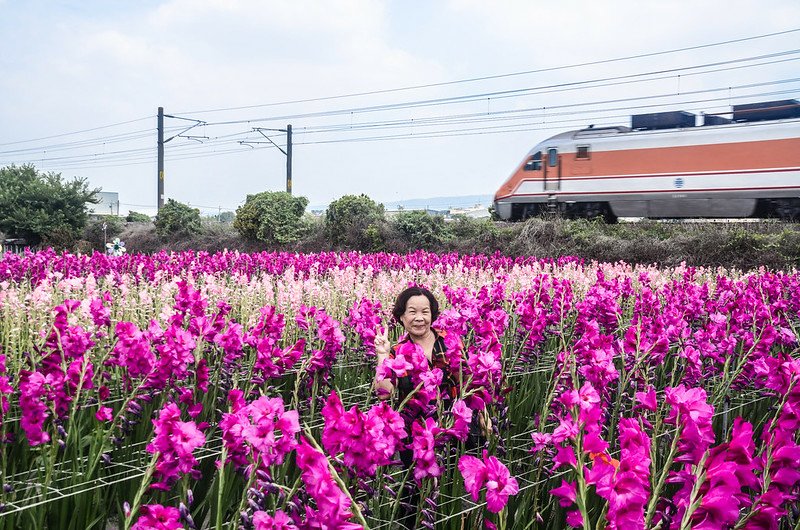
[157,107,164,211]
[156,108,206,213]
[286,124,292,194]
[246,125,294,194]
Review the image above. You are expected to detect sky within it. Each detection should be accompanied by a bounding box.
[1,0,799,216]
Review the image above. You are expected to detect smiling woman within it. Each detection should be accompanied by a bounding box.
[374,286,445,400]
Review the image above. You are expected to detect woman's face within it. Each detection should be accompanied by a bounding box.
[400,295,433,340]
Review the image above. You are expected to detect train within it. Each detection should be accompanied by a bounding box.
[493,99,800,222]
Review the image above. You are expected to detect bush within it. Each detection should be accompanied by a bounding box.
[155,199,202,238]
[0,164,99,245]
[391,210,451,249]
[446,216,511,254]
[234,191,309,245]
[325,194,385,249]
[126,211,152,223]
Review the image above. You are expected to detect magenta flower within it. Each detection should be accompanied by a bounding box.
[19,371,50,446]
[95,406,113,422]
[550,479,577,507]
[412,417,442,481]
[146,402,205,490]
[220,394,299,470]
[458,451,519,513]
[295,437,359,527]
[131,504,183,530]
[665,384,715,464]
[448,399,474,442]
[553,444,577,470]
[606,418,650,529]
[252,510,298,530]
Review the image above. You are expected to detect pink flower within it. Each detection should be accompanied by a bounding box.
[95,406,113,422]
[550,480,577,507]
[252,510,298,530]
[375,354,413,381]
[529,432,552,453]
[459,455,487,501]
[412,418,441,481]
[132,504,183,530]
[553,444,577,470]
[634,386,657,412]
[566,509,584,528]
[458,451,519,513]
[146,403,205,489]
[448,399,474,442]
[295,437,359,526]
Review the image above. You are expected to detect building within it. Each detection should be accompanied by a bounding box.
[87,191,120,216]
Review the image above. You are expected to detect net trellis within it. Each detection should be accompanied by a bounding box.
[0,350,776,526]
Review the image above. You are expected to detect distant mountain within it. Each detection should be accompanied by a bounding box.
[309,194,493,212]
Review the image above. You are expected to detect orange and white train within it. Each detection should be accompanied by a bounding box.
[493,100,800,221]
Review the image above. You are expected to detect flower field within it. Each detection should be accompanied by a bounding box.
[0,248,798,529]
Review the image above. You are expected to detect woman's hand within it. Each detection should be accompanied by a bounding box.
[374,328,390,358]
[374,327,394,400]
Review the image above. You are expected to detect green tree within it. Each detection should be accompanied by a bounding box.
[0,164,99,246]
[126,211,152,223]
[154,199,202,237]
[234,191,309,245]
[324,194,385,249]
[391,210,452,249]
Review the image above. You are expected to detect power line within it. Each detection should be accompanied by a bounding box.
[175,27,800,115]
[36,86,799,172]
[4,47,797,167]
[25,78,800,169]
[0,116,151,147]
[195,49,800,127]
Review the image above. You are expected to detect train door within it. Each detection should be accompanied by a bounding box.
[543,147,560,191]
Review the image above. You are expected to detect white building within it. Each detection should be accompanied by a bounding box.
[87,191,120,216]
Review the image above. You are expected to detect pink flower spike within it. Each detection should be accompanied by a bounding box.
[634,386,657,412]
[550,479,577,507]
[566,509,584,528]
[483,454,519,513]
[553,444,577,470]
[95,406,113,422]
[458,455,487,501]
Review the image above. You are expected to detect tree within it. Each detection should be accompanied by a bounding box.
[391,210,452,249]
[324,194,385,249]
[154,199,202,237]
[234,191,309,245]
[126,211,152,223]
[0,164,99,246]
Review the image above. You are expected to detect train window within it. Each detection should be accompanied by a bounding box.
[524,151,542,171]
[575,146,590,160]
[548,148,558,167]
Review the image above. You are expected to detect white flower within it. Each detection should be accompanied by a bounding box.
[106,238,127,256]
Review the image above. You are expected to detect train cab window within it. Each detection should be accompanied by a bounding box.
[524,151,542,171]
[575,146,590,160]
[547,148,558,167]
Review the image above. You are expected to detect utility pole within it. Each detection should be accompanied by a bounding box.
[156,107,206,213]
[157,107,165,211]
[246,125,294,194]
[286,124,292,194]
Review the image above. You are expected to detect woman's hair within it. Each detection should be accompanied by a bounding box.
[391,286,439,323]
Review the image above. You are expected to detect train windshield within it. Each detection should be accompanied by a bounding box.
[524,151,542,171]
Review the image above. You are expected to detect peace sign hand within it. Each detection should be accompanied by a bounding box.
[375,327,391,358]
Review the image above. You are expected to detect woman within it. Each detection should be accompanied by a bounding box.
[374,286,463,529]
[374,286,460,409]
